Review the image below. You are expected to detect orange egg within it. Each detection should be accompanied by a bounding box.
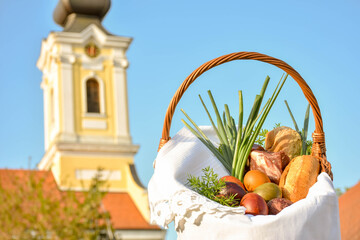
[220,175,246,190]
[243,170,270,192]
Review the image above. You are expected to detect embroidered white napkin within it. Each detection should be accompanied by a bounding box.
[148,127,341,240]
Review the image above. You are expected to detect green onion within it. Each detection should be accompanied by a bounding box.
[236,75,288,180]
[181,74,288,180]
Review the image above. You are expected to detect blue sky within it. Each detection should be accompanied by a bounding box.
[0,1,359,239]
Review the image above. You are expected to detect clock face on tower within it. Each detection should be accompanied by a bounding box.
[85,42,100,58]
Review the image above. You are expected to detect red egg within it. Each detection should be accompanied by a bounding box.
[219,182,247,202]
[240,193,268,215]
[220,175,246,190]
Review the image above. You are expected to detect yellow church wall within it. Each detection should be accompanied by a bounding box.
[51,153,61,185]
[56,154,134,190]
[126,167,151,221]
[72,46,118,138]
[50,152,151,220]
[43,45,123,144]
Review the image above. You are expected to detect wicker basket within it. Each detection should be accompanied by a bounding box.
[157,51,332,179]
[149,52,340,239]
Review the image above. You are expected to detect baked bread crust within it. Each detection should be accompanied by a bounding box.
[265,126,302,160]
[279,155,320,202]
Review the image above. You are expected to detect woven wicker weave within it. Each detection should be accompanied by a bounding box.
[158,52,332,179]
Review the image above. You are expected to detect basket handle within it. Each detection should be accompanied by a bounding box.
[158,52,332,178]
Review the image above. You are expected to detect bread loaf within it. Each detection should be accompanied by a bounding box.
[279,155,320,202]
[265,126,302,160]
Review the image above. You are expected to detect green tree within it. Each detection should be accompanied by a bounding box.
[335,186,351,197]
[0,169,114,239]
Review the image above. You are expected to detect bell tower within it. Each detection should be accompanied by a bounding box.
[37,0,150,221]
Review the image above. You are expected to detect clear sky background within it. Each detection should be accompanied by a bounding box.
[0,1,359,239]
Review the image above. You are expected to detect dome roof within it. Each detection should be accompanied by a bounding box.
[53,0,111,33]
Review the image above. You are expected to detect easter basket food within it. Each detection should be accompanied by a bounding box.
[148,52,340,240]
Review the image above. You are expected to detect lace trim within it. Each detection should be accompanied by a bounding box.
[150,189,246,230]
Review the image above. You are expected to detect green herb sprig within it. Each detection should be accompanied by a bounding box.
[187,167,238,207]
[181,74,288,181]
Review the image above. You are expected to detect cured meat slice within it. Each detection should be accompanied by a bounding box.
[250,150,290,184]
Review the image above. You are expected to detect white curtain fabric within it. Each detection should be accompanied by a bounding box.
[148,127,341,240]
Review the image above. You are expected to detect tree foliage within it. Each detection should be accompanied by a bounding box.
[0,169,114,240]
[335,186,350,197]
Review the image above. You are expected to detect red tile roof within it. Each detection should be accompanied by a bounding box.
[0,169,57,191]
[0,169,159,230]
[102,192,158,229]
[338,181,360,240]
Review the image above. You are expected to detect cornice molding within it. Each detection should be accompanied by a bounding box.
[37,24,132,70]
[56,142,140,155]
[59,54,76,64]
[38,140,140,171]
[113,58,129,68]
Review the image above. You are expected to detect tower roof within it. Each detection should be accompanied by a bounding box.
[53,0,111,34]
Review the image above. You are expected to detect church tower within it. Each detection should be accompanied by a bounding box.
[36,0,154,227]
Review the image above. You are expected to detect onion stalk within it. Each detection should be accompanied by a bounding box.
[181,74,288,180]
[284,100,311,155]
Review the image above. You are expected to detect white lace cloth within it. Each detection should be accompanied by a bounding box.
[148,127,341,240]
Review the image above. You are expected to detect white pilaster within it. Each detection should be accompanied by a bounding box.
[41,78,50,149]
[59,44,76,142]
[113,48,131,144]
[50,57,61,144]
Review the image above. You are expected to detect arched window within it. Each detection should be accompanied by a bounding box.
[86,79,100,113]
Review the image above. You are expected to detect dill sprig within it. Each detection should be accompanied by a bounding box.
[187,167,238,207]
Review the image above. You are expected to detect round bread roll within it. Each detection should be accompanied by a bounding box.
[279,155,320,202]
[265,126,302,160]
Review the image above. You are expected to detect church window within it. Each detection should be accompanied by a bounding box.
[86,79,100,113]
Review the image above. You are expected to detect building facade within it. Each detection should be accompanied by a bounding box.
[36,0,165,239]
